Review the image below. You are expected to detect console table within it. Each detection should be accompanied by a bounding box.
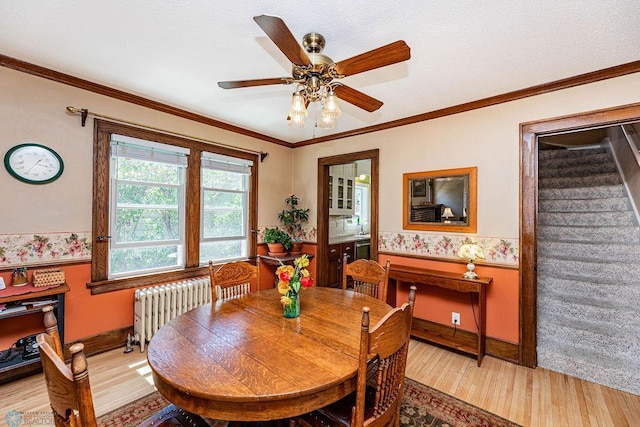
[388,265,492,366]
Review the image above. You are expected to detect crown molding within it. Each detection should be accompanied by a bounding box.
[0,54,291,147]
[3,54,639,149]
[294,60,640,147]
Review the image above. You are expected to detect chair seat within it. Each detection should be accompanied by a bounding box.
[298,387,377,427]
[137,404,211,427]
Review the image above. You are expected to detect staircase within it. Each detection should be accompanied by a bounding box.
[537,146,640,396]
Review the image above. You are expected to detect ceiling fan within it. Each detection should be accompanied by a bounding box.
[218,14,411,128]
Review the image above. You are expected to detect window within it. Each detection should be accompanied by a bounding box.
[109,135,188,278]
[200,153,252,263]
[90,120,258,292]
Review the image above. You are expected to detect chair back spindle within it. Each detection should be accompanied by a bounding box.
[42,305,64,359]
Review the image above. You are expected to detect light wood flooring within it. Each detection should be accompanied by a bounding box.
[1,339,639,426]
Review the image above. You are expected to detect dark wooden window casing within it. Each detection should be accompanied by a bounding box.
[88,119,258,295]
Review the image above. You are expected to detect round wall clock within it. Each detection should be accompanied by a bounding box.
[4,143,64,184]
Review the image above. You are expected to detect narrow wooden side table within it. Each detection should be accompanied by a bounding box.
[388,265,491,366]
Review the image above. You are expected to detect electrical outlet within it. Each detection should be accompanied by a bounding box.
[452,312,460,325]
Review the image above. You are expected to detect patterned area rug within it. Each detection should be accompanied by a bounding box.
[98,377,520,426]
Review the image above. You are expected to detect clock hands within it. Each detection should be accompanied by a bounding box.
[25,158,44,173]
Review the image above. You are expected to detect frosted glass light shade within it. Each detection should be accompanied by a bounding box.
[322,91,341,118]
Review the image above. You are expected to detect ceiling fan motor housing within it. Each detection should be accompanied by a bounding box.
[302,32,325,53]
[293,33,335,85]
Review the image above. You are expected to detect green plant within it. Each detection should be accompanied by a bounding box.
[264,227,292,250]
[277,194,310,241]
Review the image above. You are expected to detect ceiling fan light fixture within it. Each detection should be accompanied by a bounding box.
[288,113,306,128]
[317,111,336,129]
[289,92,308,117]
[322,90,341,119]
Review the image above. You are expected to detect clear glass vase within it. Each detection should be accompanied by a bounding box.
[283,292,300,318]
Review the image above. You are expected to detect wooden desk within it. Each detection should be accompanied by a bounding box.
[388,265,492,366]
[147,287,391,421]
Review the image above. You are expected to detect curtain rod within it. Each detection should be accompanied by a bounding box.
[65,106,269,162]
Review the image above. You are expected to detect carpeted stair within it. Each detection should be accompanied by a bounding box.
[537,146,640,396]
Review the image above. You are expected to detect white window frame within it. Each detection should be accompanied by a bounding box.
[108,135,189,278]
[199,152,253,264]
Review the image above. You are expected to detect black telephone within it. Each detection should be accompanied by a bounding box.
[16,334,40,360]
[0,334,39,363]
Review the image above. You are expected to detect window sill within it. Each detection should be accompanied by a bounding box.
[87,266,210,295]
[87,258,259,295]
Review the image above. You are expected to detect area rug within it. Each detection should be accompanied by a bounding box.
[98,377,520,426]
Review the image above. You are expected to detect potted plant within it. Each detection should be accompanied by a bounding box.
[278,194,310,255]
[264,227,292,257]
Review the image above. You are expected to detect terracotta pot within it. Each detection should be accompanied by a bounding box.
[267,243,287,257]
[289,241,303,256]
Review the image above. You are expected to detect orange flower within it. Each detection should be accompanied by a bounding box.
[277,280,291,295]
[280,295,292,306]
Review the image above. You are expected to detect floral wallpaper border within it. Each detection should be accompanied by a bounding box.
[378,231,519,266]
[258,226,518,267]
[0,232,92,268]
[1,228,517,268]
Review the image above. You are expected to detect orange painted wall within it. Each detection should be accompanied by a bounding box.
[2,247,514,350]
[1,261,270,351]
[379,254,519,343]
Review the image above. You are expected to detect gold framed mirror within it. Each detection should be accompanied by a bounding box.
[403,167,477,233]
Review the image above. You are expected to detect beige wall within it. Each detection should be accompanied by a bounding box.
[0,67,292,235]
[3,65,640,245]
[293,72,640,239]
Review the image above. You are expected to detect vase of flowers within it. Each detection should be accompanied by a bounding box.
[276,254,314,318]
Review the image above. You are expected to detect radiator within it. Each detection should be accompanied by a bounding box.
[134,277,211,352]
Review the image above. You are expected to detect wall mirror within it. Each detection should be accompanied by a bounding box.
[403,167,477,233]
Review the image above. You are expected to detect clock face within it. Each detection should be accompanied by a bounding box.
[4,143,64,184]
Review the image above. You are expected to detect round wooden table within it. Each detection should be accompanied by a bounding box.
[147,287,391,421]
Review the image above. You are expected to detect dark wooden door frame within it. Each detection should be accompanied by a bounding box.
[519,102,640,367]
[316,150,380,287]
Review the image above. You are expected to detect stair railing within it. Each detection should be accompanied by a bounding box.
[621,123,640,167]
[609,124,640,225]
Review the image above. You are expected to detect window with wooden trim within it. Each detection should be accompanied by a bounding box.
[90,120,258,292]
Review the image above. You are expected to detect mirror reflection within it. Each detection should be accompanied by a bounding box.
[403,167,477,233]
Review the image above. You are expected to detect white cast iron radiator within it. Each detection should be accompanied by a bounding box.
[133,277,211,351]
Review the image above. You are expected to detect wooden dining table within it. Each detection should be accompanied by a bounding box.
[146,287,392,421]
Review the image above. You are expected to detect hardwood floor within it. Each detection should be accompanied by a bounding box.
[1,339,638,426]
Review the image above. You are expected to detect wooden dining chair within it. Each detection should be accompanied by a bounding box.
[37,334,98,427]
[296,285,417,427]
[342,254,391,302]
[37,333,211,427]
[209,259,260,301]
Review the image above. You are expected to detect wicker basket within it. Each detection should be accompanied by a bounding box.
[33,268,66,287]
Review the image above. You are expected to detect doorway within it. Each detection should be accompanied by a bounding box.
[316,149,379,287]
[519,103,640,367]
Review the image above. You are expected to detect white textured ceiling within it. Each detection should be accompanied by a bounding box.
[1,1,639,144]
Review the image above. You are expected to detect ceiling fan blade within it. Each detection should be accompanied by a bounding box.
[334,40,410,77]
[333,85,383,112]
[253,14,312,66]
[218,78,291,89]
